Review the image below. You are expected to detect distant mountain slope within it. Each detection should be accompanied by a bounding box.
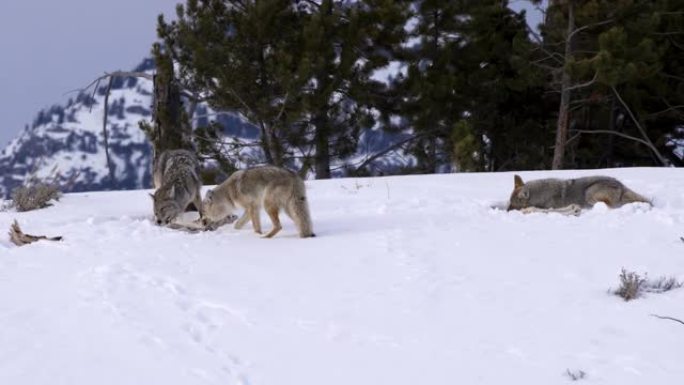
[0,58,412,198]
[0,59,156,197]
[0,59,263,198]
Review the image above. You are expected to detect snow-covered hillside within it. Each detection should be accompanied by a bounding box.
[1,168,683,384]
[0,59,157,198]
[0,59,261,199]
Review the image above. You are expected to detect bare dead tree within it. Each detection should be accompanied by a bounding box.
[70,71,155,185]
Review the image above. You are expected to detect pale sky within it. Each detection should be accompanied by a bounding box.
[0,1,544,147]
[0,0,178,146]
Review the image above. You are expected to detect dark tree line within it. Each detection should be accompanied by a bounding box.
[146,0,683,179]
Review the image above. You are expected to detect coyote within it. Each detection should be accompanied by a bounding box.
[202,165,315,238]
[508,174,651,213]
[151,149,203,225]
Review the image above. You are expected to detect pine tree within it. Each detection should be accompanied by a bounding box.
[294,0,409,178]
[158,0,306,167]
[454,1,552,171]
[394,0,473,173]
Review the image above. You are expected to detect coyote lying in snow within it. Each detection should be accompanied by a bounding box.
[507,174,651,214]
[151,149,203,226]
[202,165,315,238]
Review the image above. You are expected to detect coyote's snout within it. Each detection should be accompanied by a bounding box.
[202,165,315,238]
[152,149,203,225]
[508,174,651,213]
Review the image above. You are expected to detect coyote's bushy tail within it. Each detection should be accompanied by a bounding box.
[622,188,652,206]
[287,178,315,238]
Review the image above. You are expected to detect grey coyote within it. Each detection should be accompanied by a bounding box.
[151,149,203,225]
[202,165,315,238]
[508,174,651,213]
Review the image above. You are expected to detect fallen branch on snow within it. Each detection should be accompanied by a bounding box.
[9,220,63,246]
[651,314,684,326]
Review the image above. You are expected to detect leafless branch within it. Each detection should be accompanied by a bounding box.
[651,314,684,326]
[66,71,154,96]
[67,71,157,186]
[573,129,652,148]
[667,37,684,51]
[645,104,684,119]
[566,72,598,91]
[567,19,614,41]
[611,86,670,166]
[661,73,684,83]
[274,92,289,123]
[355,133,427,173]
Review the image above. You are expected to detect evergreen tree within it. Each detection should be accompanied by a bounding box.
[289,0,409,178]
[453,1,552,171]
[394,0,472,173]
[158,0,306,167]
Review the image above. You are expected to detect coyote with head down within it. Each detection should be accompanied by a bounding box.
[151,149,203,226]
[202,165,315,238]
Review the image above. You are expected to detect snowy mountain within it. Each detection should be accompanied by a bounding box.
[0,59,157,198]
[0,58,410,198]
[1,168,682,384]
[0,59,263,198]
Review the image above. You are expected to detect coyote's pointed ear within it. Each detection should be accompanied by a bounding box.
[514,174,524,188]
[168,185,175,199]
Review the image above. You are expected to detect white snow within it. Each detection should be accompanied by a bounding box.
[1,168,683,384]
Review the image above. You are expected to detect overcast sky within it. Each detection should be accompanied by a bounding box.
[0,0,178,145]
[0,1,544,147]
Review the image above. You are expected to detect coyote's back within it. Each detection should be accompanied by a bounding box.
[203,165,315,238]
[508,174,651,212]
[152,149,203,225]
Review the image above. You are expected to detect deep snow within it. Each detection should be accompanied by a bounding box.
[1,168,683,384]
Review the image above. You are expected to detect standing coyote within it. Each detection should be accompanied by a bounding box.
[202,165,315,238]
[152,149,203,225]
[508,174,651,213]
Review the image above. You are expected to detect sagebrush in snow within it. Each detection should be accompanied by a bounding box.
[12,183,61,212]
[614,269,682,301]
[644,276,683,293]
[10,166,77,212]
[565,369,587,381]
[615,269,645,301]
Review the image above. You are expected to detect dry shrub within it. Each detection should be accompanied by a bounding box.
[645,276,683,293]
[12,183,61,212]
[565,369,587,381]
[9,166,77,212]
[614,269,645,301]
[614,268,682,301]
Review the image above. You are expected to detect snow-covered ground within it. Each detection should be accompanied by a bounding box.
[1,168,683,385]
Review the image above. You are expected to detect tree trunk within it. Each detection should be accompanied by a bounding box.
[604,95,616,167]
[551,1,575,170]
[148,51,191,159]
[313,116,331,179]
[259,122,275,165]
